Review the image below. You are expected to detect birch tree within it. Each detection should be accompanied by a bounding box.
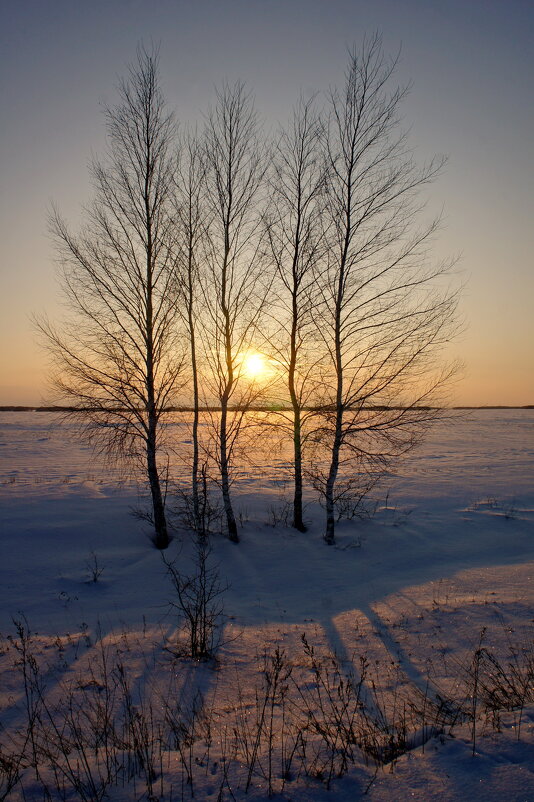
[175,131,208,533]
[40,48,182,549]
[265,97,327,531]
[318,36,458,544]
[202,83,267,542]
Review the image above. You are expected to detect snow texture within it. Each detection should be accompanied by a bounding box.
[1,409,533,800]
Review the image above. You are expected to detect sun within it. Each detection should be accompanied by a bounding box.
[242,352,268,380]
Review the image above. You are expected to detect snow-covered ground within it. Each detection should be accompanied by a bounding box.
[1,409,533,800]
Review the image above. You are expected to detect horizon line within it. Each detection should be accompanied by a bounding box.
[1,404,533,413]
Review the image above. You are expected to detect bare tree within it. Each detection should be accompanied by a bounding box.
[163,535,226,660]
[40,47,182,549]
[201,82,268,542]
[265,97,327,531]
[317,36,458,544]
[174,131,208,532]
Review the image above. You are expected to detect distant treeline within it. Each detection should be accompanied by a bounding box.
[1,405,533,413]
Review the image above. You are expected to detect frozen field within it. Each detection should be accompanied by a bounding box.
[1,409,533,800]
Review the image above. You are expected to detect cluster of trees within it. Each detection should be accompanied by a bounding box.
[41,39,458,549]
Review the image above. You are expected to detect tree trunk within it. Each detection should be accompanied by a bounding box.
[324,280,344,544]
[191,382,200,533]
[324,408,342,544]
[220,399,239,542]
[191,366,200,531]
[145,164,169,549]
[188,258,200,532]
[219,229,239,543]
[147,426,169,549]
[291,399,306,532]
[288,267,307,531]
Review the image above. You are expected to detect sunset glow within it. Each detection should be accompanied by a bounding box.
[0,2,533,407]
[242,352,269,381]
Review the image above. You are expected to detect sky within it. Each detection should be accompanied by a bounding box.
[0,0,533,406]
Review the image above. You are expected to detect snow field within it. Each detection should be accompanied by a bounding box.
[1,410,534,800]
